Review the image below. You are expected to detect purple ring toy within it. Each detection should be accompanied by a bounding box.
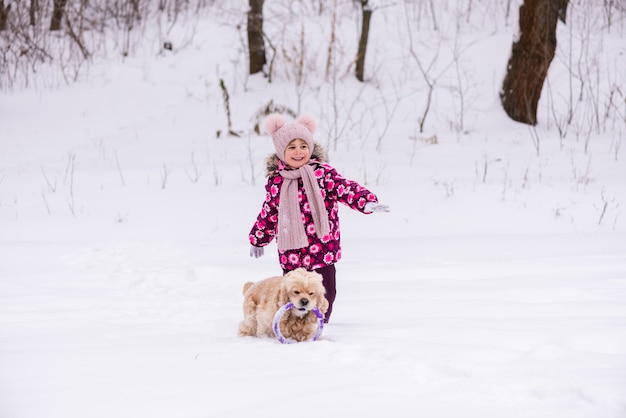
[272,302,324,344]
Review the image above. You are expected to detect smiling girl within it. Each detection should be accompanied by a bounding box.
[248,113,389,323]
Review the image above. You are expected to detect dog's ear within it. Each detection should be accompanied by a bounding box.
[319,295,329,315]
[279,278,290,305]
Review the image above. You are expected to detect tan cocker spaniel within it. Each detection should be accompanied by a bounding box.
[238,268,329,342]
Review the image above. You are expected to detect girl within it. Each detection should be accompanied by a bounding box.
[249,114,389,323]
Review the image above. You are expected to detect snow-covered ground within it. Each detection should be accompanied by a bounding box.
[1,1,625,417]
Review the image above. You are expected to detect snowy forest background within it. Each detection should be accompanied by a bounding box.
[1,1,626,417]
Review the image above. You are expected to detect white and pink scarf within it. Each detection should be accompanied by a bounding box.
[277,163,330,251]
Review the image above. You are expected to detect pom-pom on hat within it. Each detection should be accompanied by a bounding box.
[264,114,316,161]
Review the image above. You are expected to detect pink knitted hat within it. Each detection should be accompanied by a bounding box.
[264,114,317,161]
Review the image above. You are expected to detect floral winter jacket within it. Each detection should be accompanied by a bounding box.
[249,143,379,272]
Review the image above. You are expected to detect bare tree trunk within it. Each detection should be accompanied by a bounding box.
[30,0,39,26]
[0,1,10,31]
[50,0,68,31]
[500,0,569,125]
[247,0,266,75]
[355,1,372,82]
[130,0,140,20]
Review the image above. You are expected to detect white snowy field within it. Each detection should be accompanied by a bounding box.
[1,1,626,417]
[0,231,624,418]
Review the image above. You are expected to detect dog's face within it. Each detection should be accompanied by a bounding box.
[282,269,327,317]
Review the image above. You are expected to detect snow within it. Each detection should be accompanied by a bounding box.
[1,1,626,417]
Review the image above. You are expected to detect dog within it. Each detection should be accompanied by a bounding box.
[238,268,329,342]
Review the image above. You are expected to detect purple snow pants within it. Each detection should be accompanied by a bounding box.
[284,264,336,323]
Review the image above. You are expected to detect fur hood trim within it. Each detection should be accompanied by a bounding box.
[265,142,328,177]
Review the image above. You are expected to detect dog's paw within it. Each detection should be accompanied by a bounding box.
[238,321,256,337]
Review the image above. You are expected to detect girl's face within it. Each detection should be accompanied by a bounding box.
[284,138,311,169]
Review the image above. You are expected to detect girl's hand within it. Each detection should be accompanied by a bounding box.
[364,202,390,213]
[250,245,265,258]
